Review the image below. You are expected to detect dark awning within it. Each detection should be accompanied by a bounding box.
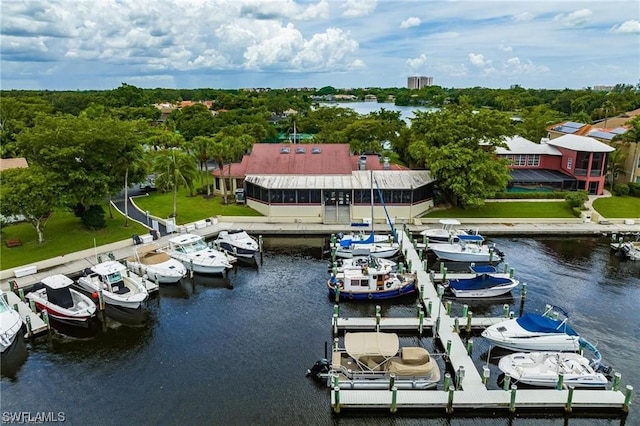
[510,169,576,184]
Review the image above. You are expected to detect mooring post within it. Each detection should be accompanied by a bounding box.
[624,385,634,413]
[18,288,25,303]
[613,372,621,391]
[466,339,473,356]
[461,304,468,318]
[446,386,455,414]
[29,298,36,313]
[390,386,398,413]
[456,366,465,390]
[453,317,459,333]
[443,372,451,390]
[521,282,527,299]
[445,300,452,315]
[98,288,105,311]
[190,260,194,279]
[503,304,509,318]
[418,309,424,335]
[334,282,340,303]
[466,311,473,333]
[332,313,338,336]
[503,373,511,391]
[446,339,452,358]
[333,375,340,414]
[565,385,574,413]
[557,373,564,390]
[42,310,51,335]
[442,266,447,282]
[482,366,490,385]
[503,263,509,273]
[389,373,396,391]
[509,268,515,279]
[427,300,432,317]
[25,315,32,337]
[509,385,517,413]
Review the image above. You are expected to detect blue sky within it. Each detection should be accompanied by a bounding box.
[1,0,638,91]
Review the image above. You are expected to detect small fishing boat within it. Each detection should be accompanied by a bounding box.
[446,265,519,298]
[481,305,581,352]
[611,240,640,261]
[336,230,392,245]
[213,229,259,259]
[307,332,440,390]
[0,290,23,354]
[26,274,96,327]
[429,235,503,263]
[498,352,608,388]
[126,244,187,284]
[167,233,236,275]
[420,219,475,243]
[333,234,401,259]
[328,267,417,300]
[77,261,149,310]
[329,255,396,274]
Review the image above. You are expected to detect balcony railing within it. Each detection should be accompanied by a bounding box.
[574,168,603,177]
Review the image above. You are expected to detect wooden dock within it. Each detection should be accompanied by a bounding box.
[328,229,633,416]
[4,290,49,337]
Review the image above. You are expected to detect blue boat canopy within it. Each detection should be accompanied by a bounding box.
[448,275,512,290]
[469,265,498,274]
[516,313,578,336]
[458,235,484,242]
[339,232,375,247]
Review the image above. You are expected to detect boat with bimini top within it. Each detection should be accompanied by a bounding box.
[26,274,97,327]
[446,265,519,298]
[77,261,149,310]
[307,332,440,390]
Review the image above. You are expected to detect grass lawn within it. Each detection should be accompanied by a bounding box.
[132,188,262,225]
[422,201,575,218]
[592,196,640,218]
[1,208,149,271]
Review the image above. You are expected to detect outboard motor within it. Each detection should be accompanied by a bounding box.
[306,358,330,380]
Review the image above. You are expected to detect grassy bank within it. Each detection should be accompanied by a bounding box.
[592,196,640,218]
[422,201,574,218]
[1,208,148,270]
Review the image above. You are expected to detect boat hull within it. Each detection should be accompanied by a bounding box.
[76,278,148,310]
[216,242,257,259]
[430,245,501,262]
[127,261,186,284]
[449,277,519,298]
[328,281,417,300]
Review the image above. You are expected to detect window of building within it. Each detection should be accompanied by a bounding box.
[567,157,573,169]
[515,155,526,166]
[527,155,540,166]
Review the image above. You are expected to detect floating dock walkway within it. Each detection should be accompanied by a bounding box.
[3,289,49,338]
[327,227,633,417]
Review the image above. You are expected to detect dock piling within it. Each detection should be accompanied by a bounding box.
[456,366,465,390]
[445,300,452,315]
[446,386,455,414]
[566,385,574,413]
[624,385,633,413]
[25,315,32,337]
[332,313,338,336]
[465,311,473,333]
[613,372,621,391]
[557,373,564,390]
[503,304,509,318]
[390,386,397,413]
[444,373,451,390]
[418,309,424,335]
[509,385,517,413]
[18,288,25,302]
[503,373,511,390]
[466,339,473,356]
[521,282,527,298]
[453,317,459,333]
[482,366,490,385]
[446,339,452,358]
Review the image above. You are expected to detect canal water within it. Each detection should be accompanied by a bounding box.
[1,235,638,426]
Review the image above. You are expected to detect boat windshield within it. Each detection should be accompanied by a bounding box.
[182,239,207,253]
[106,272,123,284]
[0,296,9,314]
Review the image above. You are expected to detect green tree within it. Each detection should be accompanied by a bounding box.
[613,116,640,184]
[606,148,627,191]
[0,167,62,243]
[516,105,564,142]
[112,139,149,226]
[153,149,198,218]
[192,135,217,196]
[408,106,515,207]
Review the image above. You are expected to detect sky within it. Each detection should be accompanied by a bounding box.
[1,0,639,91]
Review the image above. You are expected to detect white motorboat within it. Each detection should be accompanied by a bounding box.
[307,332,440,390]
[0,290,23,354]
[429,235,503,263]
[481,305,581,352]
[333,234,400,259]
[420,219,474,243]
[337,230,392,245]
[611,240,640,261]
[328,268,417,301]
[26,274,96,327]
[77,261,149,310]
[213,229,259,259]
[446,265,519,298]
[167,233,236,275]
[126,244,187,284]
[329,255,396,274]
[498,352,608,388]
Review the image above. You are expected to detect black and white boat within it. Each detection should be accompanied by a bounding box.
[0,290,23,354]
[26,274,97,327]
[213,229,259,259]
[446,265,519,298]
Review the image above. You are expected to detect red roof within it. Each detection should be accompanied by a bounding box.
[212,144,407,177]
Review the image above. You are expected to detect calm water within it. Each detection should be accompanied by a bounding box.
[319,101,435,123]
[1,235,639,426]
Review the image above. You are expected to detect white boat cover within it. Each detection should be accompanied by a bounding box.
[41,274,74,289]
[344,332,399,360]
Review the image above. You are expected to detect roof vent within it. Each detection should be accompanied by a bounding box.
[280,147,290,154]
[296,147,306,154]
[359,155,367,171]
[312,147,321,154]
[383,157,390,170]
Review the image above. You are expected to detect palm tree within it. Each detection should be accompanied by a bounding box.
[153,149,198,218]
[613,116,640,184]
[192,135,216,197]
[112,142,148,226]
[606,148,627,191]
[209,136,228,203]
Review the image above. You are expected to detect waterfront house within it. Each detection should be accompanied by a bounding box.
[211,144,434,224]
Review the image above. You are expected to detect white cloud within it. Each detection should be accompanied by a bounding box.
[499,41,513,53]
[513,12,533,22]
[468,53,490,67]
[425,31,459,40]
[502,56,550,75]
[553,9,592,27]
[341,0,377,18]
[610,20,640,34]
[348,59,366,69]
[406,53,427,71]
[400,17,421,29]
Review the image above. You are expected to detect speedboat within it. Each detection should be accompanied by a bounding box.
[429,235,503,263]
[420,219,474,243]
[481,305,581,352]
[126,244,187,284]
[328,268,417,300]
[329,255,396,274]
[611,240,640,261]
[26,274,96,327]
[213,229,259,259]
[336,230,391,245]
[446,265,519,298]
[307,332,440,390]
[498,352,608,388]
[77,261,149,310]
[167,233,236,275]
[0,290,23,354]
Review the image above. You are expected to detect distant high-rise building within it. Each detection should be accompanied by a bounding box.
[407,76,433,89]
